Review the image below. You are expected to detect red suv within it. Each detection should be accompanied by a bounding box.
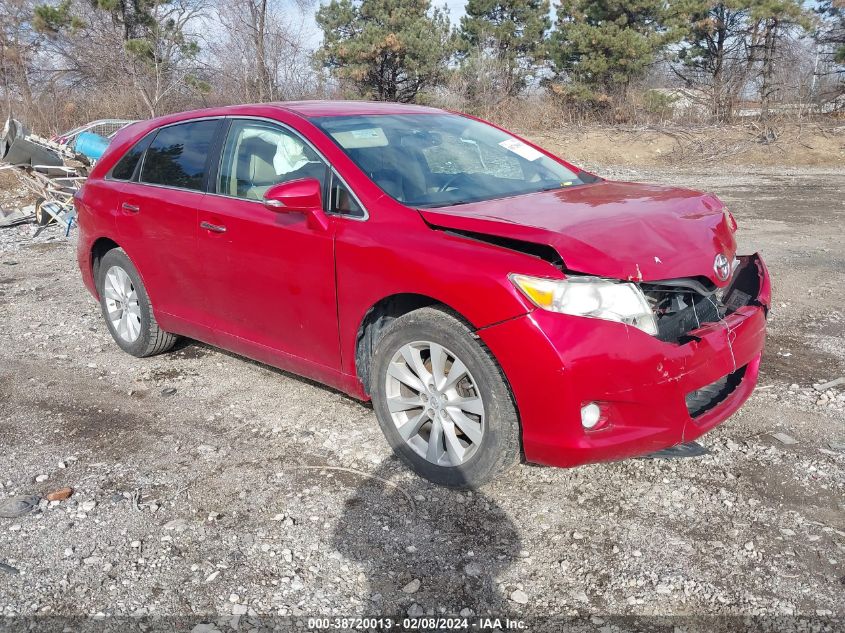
[75,101,770,487]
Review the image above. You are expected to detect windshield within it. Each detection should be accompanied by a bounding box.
[311,114,588,208]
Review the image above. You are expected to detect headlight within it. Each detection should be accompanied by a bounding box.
[510,273,658,335]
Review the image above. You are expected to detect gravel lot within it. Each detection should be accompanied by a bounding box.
[0,164,843,630]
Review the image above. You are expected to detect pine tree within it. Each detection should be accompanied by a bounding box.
[549,0,670,96]
[459,0,550,96]
[667,0,751,120]
[315,0,456,102]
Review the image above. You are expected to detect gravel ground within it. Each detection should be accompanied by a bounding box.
[0,165,843,630]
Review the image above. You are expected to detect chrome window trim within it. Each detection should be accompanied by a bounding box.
[208,115,369,222]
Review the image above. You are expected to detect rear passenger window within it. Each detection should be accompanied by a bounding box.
[140,120,218,191]
[110,134,152,181]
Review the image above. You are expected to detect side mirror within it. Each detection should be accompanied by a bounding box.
[263,178,329,231]
[264,178,323,213]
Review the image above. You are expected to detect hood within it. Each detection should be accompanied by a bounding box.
[418,181,737,285]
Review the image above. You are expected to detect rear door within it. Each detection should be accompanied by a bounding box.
[115,119,221,329]
[197,117,341,369]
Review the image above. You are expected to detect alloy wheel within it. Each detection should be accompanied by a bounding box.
[103,265,142,343]
[384,341,485,467]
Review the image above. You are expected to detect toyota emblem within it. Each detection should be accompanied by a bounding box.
[714,253,731,281]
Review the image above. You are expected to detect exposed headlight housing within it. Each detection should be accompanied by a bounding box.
[510,273,658,335]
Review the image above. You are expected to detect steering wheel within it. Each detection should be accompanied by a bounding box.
[437,172,472,193]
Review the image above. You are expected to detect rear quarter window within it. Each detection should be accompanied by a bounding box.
[140,120,219,191]
[109,133,154,181]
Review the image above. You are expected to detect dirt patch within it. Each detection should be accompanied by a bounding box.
[524,123,845,169]
[761,333,844,384]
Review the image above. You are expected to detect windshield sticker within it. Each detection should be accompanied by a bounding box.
[331,127,389,149]
[498,138,544,161]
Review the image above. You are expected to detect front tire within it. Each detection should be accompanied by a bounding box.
[96,248,178,357]
[371,307,520,488]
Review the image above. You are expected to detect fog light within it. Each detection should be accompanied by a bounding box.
[581,402,602,429]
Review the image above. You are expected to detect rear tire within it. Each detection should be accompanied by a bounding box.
[96,248,178,357]
[371,307,520,488]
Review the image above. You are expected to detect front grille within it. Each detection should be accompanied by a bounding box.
[685,365,747,418]
[640,279,726,343]
[640,259,760,344]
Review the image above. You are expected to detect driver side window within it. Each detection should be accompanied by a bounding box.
[217,120,327,201]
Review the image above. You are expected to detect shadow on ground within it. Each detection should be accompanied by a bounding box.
[332,459,520,616]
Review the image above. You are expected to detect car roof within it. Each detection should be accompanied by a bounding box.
[115,101,449,143]
[276,100,444,117]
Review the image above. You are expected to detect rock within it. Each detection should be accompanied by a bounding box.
[130,540,141,549]
[228,593,240,603]
[163,518,190,533]
[772,432,798,445]
[231,604,247,616]
[464,562,482,576]
[510,589,529,604]
[0,562,19,575]
[572,589,589,602]
[196,444,218,454]
[0,495,40,518]
[34,475,48,483]
[47,487,73,501]
[459,608,473,617]
[161,387,177,397]
[80,501,96,512]
[814,377,845,391]
[407,604,424,617]
[205,570,220,582]
[402,578,421,594]
[9,524,22,532]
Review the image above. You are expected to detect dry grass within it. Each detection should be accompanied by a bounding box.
[521,121,845,169]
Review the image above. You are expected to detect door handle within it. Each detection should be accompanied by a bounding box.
[121,202,140,213]
[200,221,227,233]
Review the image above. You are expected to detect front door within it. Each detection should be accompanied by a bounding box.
[197,118,341,371]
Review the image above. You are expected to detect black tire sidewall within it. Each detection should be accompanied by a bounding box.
[97,249,156,358]
[371,309,519,488]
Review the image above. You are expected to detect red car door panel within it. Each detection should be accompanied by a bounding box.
[197,118,341,370]
[197,195,340,369]
[115,184,207,331]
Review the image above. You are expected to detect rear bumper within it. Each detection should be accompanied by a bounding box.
[480,254,771,468]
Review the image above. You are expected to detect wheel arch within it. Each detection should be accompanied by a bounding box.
[90,237,122,296]
[353,293,516,405]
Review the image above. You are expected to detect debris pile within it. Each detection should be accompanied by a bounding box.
[0,117,135,235]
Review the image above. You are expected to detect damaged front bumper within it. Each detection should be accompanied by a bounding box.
[479,254,771,468]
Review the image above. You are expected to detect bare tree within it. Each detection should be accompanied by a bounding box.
[0,0,42,118]
[34,0,207,117]
[207,0,318,103]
